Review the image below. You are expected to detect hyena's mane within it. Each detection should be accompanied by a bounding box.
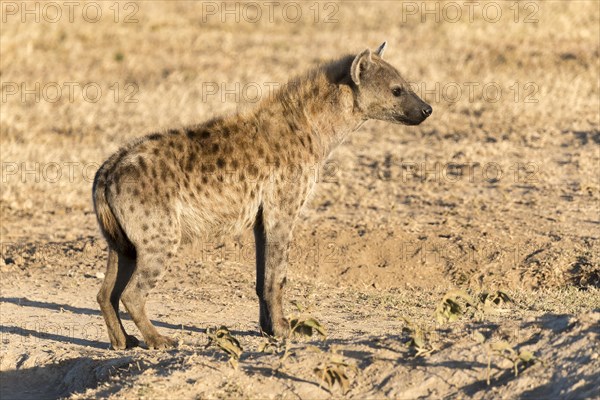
[267,54,357,110]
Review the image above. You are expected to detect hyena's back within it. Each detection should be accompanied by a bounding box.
[92,117,280,255]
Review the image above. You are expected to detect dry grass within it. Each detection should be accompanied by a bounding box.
[1,1,598,216]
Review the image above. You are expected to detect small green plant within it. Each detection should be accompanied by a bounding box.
[258,335,286,354]
[479,337,542,385]
[206,326,243,368]
[478,290,512,316]
[287,302,327,338]
[289,317,327,338]
[435,289,513,324]
[314,350,358,394]
[258,334,296,368]
[401,317,437,357]
[434,290,476,324]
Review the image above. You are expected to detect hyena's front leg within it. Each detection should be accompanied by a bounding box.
[254,207,293,337]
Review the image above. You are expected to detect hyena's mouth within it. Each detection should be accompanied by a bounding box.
[393,114,422,126]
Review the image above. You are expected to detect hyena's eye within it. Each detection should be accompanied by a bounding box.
[392,87,403,97]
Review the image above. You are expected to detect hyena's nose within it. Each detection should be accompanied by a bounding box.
[422,105,433,117]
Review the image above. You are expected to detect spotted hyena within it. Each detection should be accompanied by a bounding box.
[93,42,432,349]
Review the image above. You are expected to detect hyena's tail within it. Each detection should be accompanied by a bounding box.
[93,157,136,259]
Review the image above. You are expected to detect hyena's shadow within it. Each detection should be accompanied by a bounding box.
[0,297,260,348]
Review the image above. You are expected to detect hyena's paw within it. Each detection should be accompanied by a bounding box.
[271,317,291,338]
[146,334,178,350]
[110,334,140,350]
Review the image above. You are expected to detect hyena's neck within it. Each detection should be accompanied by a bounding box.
[261,58,365,160]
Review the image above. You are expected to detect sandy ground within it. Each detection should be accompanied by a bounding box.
[1,1,599,399]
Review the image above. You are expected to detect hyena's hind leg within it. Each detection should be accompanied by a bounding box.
[120,242,180,350]
[97,248,139,349]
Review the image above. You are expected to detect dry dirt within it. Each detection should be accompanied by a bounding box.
[1,1,599,399]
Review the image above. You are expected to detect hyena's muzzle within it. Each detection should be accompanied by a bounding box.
[398,91,433,126]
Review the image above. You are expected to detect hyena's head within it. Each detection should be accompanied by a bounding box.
[350,42,432,125]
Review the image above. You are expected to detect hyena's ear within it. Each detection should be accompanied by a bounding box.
[375,41,387,58]
[351,48,373,86]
